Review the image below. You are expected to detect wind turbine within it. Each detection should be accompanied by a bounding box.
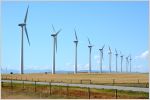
[73,29,78,74]
[88,38,93,73]
[129,55,132,73]
[115,49,118,72]
[120,52,124,72]
[108,46,112,73]
[51,25,61,74]
[18,6,30,74]
[126,56,129,73]
[99,45,105,73]
[6,67,7,74]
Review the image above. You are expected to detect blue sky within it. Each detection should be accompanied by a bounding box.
[1,1,149,73]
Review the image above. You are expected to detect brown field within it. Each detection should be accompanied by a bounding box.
[2,73,148,84]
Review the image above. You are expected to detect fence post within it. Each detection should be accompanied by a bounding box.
[115,89,118,99]
[23,81,24,90]
[67,84,69,97]
[88,87,90,99]
[113,79,115,86]
[49,82,51,95]
[90,80,91,84]
[35,81,36,92]
[137,79,139,84]
[2,81,3,87]
[146,82,148,88]
[11,79,13,91]
[80,80,82,84]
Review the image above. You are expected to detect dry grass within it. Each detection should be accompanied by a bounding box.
[2,73,149,85]
[1,82,149,99]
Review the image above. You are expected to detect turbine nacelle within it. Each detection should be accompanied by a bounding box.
[88,45,93,48]
[115,53,118,56]
[18,23,26,26]
[51,34,57,37]
[74,40,78,43]
[115,49,118,56]
[108,46,112,54]
[99,49,103,51]
[87,38,93,48]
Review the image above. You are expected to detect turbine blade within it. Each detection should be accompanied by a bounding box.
[102,44,105,49]
[109,46,111,52]
[56,29,61,35]
[24,5,29,23]
[130,55,132,59]
[74,29,78,41]
[25,26,30,46]
[120,51,122,55]
[115,49,117,54]
[88,38,91,45]
[52,24,56,33]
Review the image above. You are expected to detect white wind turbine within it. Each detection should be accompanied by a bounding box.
[129,55,132,73]
[51,25,61,74]
[126,56,129,73]
[120,51,124,72]
[18,6,30,74]
[99,45,105,73]
[73,29,78,74]
[115,49,118,72]
[108,46,112,73]
[88,38,93,73]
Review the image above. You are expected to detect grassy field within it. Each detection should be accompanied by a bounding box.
[1,73,149,87]
[1,82,149,99]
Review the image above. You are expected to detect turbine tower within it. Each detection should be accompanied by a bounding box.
[88,38,93,73]
[120,52,123,72]
[73,29,78,74]
[126,56,129,73]
[115,49,118,72]
[99,45,105,73]
[129,55,132,73]
[18,6,30,74]
[51,25,61,74]
[108,46,112,73]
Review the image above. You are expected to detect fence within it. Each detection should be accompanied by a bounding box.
[1,79,123,99]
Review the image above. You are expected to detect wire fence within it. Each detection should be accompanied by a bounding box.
[1,79,149,99]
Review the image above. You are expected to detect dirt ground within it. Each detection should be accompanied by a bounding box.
[2,73,149,84]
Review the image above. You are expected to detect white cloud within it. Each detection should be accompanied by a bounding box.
[135,50,149,60]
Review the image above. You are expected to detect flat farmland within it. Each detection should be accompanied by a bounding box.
[2,73,149,87]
